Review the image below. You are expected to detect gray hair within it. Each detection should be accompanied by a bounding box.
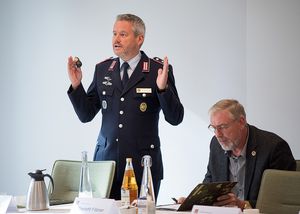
[116,14,146,37]
[209,99,246,120]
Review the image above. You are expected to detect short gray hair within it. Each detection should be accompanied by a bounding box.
[116,14,146,37]
[209,99,246,120]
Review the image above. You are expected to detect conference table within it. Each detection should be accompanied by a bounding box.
[6,197,262,214]
[9,202,188,214]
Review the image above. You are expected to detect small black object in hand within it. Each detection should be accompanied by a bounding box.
[171,197,178,203]
[74,57,82,68]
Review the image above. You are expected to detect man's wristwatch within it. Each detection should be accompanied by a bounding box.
[243,201,252,210]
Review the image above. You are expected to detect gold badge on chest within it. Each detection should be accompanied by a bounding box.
[139,102,147,112]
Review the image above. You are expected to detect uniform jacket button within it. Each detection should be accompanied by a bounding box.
[150,144,155,149]
[119,124,123,128]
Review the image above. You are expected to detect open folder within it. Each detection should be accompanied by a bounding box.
[157,181,237,211]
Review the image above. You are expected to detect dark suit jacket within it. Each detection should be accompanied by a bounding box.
[203,124,296,207]
[68,51,184,198]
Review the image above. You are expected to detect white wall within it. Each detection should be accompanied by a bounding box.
[0,0,299,205]
[246,0,300,155]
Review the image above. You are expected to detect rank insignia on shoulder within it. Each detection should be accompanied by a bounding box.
[153,57,164,64]
[108,60,117,71]
[142,61,149,73]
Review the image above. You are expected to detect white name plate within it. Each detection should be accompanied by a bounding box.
[192,205,242,214]
[71,197,120,214]
[0,195,17,213]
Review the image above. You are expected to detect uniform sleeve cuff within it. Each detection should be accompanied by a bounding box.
[157,84,168,93]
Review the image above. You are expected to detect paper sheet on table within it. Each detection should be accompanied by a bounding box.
[156,204,181,211]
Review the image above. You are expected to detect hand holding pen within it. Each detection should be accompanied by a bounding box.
[172,197,186,204]
[172,198,178,203]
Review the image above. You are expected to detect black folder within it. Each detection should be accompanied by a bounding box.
[177,181,237,211]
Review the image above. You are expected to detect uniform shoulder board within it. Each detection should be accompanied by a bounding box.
[98,57,114,64]
[153,56,164,64]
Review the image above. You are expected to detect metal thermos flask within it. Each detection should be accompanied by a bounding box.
[26,169,54,211]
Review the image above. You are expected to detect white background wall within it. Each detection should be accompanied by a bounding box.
[0,0,299,205]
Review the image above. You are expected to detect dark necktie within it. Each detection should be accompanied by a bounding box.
[121,62,129,87]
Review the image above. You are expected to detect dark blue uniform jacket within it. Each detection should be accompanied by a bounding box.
[68,51,184,198]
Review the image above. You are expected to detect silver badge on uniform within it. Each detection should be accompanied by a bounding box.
[102,100,107,109]
[102,76,112,86]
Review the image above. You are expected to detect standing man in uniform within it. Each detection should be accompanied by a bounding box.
[67,14,184,200]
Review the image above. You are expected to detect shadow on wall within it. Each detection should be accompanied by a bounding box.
[157,108,212,204]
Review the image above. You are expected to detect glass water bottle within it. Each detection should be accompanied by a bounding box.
[78,151,93,198]
[121,158,138,206]
[137,155,155,214]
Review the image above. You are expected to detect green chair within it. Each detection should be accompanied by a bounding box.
[296,160,300,171]
[256,169,300,214]
[48,160,115,204]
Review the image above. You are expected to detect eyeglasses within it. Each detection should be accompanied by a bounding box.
[208,119,237,133]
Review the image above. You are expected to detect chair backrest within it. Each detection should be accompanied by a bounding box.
[48,160,115,203]
[296,160,300,171]
[256,169,300,214]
